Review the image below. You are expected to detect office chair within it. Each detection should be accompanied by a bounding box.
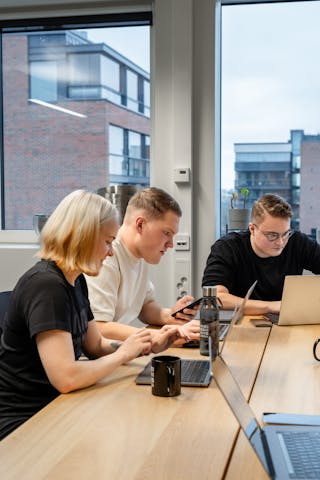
[0,291,11,334]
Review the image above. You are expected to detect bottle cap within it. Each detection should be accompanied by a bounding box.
[202,285,217,297]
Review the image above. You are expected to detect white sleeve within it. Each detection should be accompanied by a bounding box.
[143,279,156,305]
[85,257,120,323]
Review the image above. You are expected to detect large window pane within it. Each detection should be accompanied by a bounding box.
[2,23,150,229]
[221,1,320,236]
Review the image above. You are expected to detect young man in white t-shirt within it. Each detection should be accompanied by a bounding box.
[86,187,199,341]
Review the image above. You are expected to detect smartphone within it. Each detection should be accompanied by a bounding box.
[171,297,203,318]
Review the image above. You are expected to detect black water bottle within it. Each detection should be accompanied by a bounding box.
[199,286,220,358]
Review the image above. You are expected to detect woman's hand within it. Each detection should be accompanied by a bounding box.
[180,319,200,341]
[117,328,153,363]
[151,325,190,353]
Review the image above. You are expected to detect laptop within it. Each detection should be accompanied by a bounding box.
[213,354,320,480]
[185,279,258,346]
[135,280,257,387]
[264,275,320,326]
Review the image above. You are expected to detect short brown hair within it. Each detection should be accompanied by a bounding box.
[251,194,292,224]
[124,187,182,221]
[37,190,118,275]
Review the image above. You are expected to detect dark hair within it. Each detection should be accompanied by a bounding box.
[251,194,292,223]
[125,187,182,220]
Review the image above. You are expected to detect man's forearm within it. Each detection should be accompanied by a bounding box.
[96,320,140,341]
[217,291,281,315]
[139,301,166,326]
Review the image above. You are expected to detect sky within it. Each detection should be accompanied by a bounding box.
[86,2,320,189]
[87,26,150,72]
[221,0,320,188]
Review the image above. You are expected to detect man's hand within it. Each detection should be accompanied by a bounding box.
[266,300,281,314]
[169,296,200,324]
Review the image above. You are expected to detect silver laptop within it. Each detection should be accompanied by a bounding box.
[213,354,320,479]
[135,280,257,387]
[265,275,320,326]
[219,279,257,355]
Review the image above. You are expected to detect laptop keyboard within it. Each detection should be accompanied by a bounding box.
[136,358,211,386]
[278,431,320,479]
[181,359,210,384]
[264,313,280,324]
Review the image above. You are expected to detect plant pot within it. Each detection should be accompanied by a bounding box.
[228,208,250,231]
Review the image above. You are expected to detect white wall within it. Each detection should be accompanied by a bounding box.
[0,232,38,290]
[0,0,219,304]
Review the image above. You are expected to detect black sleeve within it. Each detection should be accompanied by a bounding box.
[19,274,74,338]
[296,232,320,274]
[202,237,239,291]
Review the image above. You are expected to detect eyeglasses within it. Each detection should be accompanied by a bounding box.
[253,224,294,242]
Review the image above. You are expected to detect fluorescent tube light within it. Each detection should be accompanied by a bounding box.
[28,98,87,118]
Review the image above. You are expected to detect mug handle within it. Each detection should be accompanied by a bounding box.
[313,338,320,361]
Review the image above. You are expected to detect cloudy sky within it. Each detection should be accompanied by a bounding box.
[221,0,320,187]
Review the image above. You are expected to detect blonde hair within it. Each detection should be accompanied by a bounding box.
[37,190,118,275]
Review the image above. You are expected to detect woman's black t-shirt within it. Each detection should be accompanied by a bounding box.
[0,259,93,439]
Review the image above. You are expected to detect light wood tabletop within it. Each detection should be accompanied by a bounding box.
[225,323,320,480]
[0,319,270,480]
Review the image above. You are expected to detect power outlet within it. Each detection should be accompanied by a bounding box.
[175,259,191,300]
[175,234,190,251]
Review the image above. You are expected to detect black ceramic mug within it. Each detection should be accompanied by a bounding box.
[313,339,320,361]
[151,355,181,397]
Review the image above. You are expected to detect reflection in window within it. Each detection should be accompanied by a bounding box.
[101,56,121,103]
[30,60,57,102]
[143,80,150,116]
[126,70,139,112]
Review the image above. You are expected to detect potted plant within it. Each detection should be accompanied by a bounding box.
[228,188,250,231]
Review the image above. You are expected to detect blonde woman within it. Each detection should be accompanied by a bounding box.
[0,190,189,440]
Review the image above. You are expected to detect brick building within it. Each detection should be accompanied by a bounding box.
[3,30,150,229]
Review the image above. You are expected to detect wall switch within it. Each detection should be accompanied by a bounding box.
[175,234,190,251]
[174,167,191,183]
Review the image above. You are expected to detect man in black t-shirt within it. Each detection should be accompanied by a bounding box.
[202,194,320,315]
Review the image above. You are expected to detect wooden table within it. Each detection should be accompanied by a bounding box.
[225,323,320,479]
[0,319,270,480]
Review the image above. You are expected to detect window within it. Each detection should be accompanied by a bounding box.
[221,1,320,235]
[0,17,151,229]
[126,70,139,112]
[143,79,150,117]
[109,125,150,184]
[109,125,125,176]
